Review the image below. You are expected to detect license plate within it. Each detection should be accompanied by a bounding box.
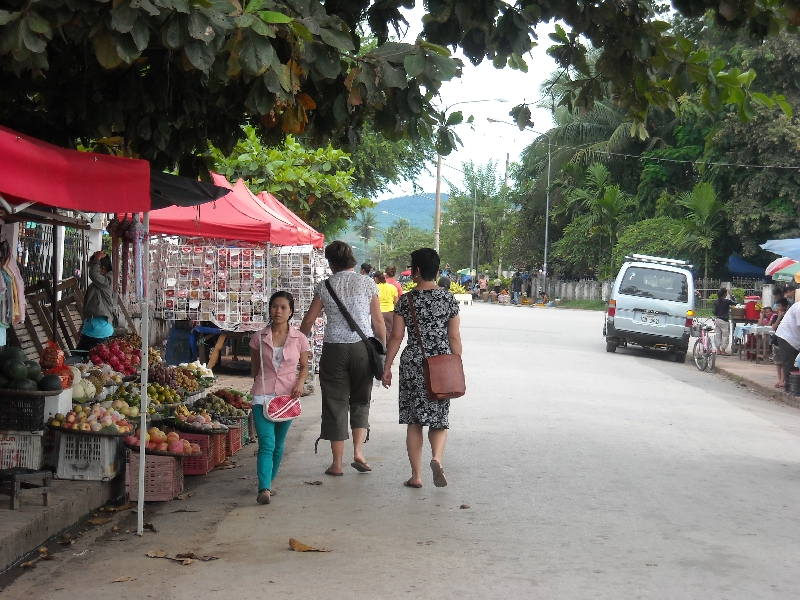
[640,312,660,324]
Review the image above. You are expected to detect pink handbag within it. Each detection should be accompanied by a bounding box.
[264,395,302,422]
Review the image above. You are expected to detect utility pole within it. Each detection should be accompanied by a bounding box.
[434,154,442,253]
[497,152,509,279]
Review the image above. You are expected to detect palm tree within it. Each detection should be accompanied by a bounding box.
[567,164,632,250]
[355,208,378,259]
[677,183,726,286]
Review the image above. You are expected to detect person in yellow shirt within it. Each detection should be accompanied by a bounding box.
[375,271,399,342]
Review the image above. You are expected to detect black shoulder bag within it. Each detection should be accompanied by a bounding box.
[324,280,386,380]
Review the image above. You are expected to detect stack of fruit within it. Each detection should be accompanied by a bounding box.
[176,368,199,392]
[48,403,134,434]
[214,388,252,410]
[0,347,65,392]
[124,427,201,456]
[146,382,181,405]
[88,340,141,376]
[172,405,228,431]
[193,394,249,417]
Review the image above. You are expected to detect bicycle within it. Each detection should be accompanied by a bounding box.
[692,317,717,372]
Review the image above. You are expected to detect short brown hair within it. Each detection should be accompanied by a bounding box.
[374,272,386,284]
[325,241,357,271]
[385,266,397,278]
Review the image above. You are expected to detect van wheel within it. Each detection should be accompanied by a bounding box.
[606,341,617,353]
[674,352,686,363]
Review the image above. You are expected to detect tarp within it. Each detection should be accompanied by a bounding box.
[0,125,151,212]
[761,239,800,261]
[150,170,230,210]
[256,191,324,248]
[727,254,764,277]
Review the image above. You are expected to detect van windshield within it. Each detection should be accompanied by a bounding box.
[618,267,689,302]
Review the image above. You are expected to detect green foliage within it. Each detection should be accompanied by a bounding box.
[612,217,686,272]
[381,226,434,272]
[677,182,726,282]
[1,0,794,176]
[210,126,369,236]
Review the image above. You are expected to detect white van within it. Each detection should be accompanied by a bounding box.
[604,254,695,362]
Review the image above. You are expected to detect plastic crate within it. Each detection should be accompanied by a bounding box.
[181,432,215,475]
[125,450,184,502]
[240,414,250,445]
[214,434,226,465]
[43,388,73,423]
[225,425,242,456]
[0,431,43,469]
[41,428,60,470]
[56,433,123,481]
[0,395,46,431]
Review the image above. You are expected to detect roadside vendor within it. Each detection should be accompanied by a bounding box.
[77,251,114,352]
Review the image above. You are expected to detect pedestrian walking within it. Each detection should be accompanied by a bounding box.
[773,297,789,388]
[250,291,310,505]
[300,241,387,476]
[511,272,523,305]
[360,262,373,276]
[775,299,800,387]
[478,273,488,301]
[382,248,463,489]
[375,271,399,343]
[713,287,737,356]
[493,276,502,295]
[385,265,403,296]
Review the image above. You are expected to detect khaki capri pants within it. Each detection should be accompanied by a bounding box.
[318,341,372,441]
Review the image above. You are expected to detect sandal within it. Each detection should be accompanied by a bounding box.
[324,468,343,476]
[404,479,422,489]
[351,460,372,473]
[430,459,447,488]
[256,489,271,505]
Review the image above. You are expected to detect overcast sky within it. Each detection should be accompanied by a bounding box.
[375,7,559,200]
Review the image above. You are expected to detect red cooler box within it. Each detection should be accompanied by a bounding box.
[744,296,761,321]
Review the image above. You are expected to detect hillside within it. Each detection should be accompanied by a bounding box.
[370,193,442,231]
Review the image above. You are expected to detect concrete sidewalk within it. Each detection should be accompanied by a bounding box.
[712,351,800,410]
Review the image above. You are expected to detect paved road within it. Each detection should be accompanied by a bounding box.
[4,305,800,599]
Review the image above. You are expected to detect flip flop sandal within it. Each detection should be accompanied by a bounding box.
[324,469,343,476]
[430,460,447,487]
[404,479,422,489]
[351,461,372,473]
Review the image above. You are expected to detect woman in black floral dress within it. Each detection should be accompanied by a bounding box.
[382,248,462,488]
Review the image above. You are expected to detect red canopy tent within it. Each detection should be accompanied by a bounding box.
[256,190,324,248]
[0,125,150,213]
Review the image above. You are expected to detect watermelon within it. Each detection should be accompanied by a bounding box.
[38,374,64,392]
[3,359,28,381]
[26,360,42,379]
[9,378,38,391]
[31,372,44,384]
[0,346,26,363]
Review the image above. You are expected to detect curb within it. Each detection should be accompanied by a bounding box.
[714,365,800,410]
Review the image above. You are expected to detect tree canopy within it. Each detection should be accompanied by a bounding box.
[1,0,796,175]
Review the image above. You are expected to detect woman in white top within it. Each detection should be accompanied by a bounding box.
[300,241,386,476]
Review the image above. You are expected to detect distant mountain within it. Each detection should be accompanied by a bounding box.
[365,193,445,231]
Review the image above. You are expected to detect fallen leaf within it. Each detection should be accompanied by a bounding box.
[112,577,136,583]
[460,504,470,509]
[41,555,55,561]
[37,547,48,554]
[20,561,36,569]
[146,551,168,558]
[171,509,200,513]
[58,540,74,546]
[289,538,330,552]
[107,502,135,512]
[216,460,240,469]
[86,518,111,525]
[175,492,195,501]
[304,481,323,485]
[175,552,218,561]
[143,523,158,533]
[112,526,120,532]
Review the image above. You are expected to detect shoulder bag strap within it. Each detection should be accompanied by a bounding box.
[406,292,427,359]
[259,328,267,398]
[324,279,369,344]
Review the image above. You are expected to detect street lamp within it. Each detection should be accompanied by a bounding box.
[487,117,552,278]
[434,98,508,254]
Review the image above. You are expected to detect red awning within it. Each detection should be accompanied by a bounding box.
[257,191,324,248]
[0,126,150,213]
[229,179,299,246]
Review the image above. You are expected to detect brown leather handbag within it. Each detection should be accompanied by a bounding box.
[407,292,466,401]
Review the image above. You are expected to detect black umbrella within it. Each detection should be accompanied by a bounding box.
[150,170,230,209]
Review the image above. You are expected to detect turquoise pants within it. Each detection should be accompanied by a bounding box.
[252,408,292,492]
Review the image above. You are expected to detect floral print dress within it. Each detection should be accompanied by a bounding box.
[394,288,460,428]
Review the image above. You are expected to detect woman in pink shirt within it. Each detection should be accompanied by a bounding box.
[385,265,403,296]
[249,291,310,505]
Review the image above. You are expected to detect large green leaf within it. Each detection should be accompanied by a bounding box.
[0,11,20,26]
[319,26,353,52]
[184,39,215,70]
[94,32,123,69]
[404,51,425,77]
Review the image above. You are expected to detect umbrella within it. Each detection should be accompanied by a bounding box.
[761,239,800,261]
[456,268,475,275]
[772,262,800,282]
[401,269,411,276]
[765,257,797,276]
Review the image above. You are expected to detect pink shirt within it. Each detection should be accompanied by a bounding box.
[249,325,310,396]
[386,277,403,296]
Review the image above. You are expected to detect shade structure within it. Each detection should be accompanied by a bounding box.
[0,125,150,212]
[150,170,230,209]
[761,239,800,261]
[765,257,797,276]
[256,191,324,248]
[772,262,800,282]
[727,254,765,277]
[228,179,299,246]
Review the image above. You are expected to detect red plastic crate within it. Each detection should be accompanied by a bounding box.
[225,425,242,456]
[213,434,226,465]
[181,432,215,475]
[125,450,184,501]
